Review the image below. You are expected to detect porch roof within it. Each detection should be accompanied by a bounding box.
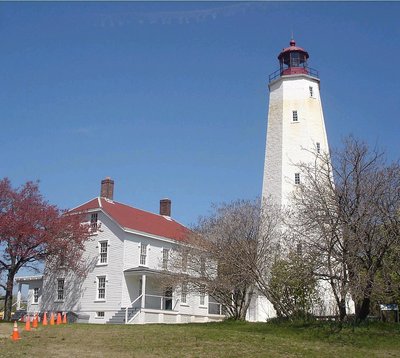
[15,275,43,283]
[124,267,165,276]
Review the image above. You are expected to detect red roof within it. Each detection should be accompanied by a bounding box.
[278,39,309,60]
[70,198,190,242]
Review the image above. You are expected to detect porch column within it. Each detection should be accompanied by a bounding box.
[141,274,146,309]
[16,283,22,310]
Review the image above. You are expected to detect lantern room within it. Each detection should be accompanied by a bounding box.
[278,39,309,76]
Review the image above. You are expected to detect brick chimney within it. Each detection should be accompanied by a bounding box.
[100,177,114,200]
[160,198,171,217]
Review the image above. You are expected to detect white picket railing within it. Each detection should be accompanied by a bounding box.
[125,294,188,323]
[144,294,173,311]
[125,294,142,324]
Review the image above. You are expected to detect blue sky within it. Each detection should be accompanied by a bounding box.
[1,2,399,228]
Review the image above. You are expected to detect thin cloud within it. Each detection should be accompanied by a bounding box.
[96,3,268,28]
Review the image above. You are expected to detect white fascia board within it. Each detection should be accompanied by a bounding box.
[123,227,178,245]
[15,275,44,283]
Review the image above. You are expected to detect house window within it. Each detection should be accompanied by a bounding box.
[181,283,188,304]
[162,248,169,270]
[140,243,148,266]
[316,142,321,153]
[309,86,313,97]
[33,287,39,304]
[200,257,206,276]
[199,285,206,306]
[57,279,65,301]
[90,213,98,231]
[96,311,105,318]
[164,287,173,310]
[297,242,303,256]
[99,241,108,264]
[292,110,298,122]
[181,252,188,273]
[97,276,106,300]
[295,173,301,185]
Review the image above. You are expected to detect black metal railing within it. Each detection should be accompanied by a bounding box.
[268,66,319,83]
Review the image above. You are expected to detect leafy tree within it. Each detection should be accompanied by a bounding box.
[0,178,91,321]
[269,251,320,319]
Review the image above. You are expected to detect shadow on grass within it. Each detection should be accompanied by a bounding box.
[199,317,400,350]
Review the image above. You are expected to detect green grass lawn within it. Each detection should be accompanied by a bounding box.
[0,320,400,357]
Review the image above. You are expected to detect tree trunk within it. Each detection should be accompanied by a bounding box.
[356,279,374,322]
[238,289,253,320]
[4,270,16,321]
[338,298,347,321]
[356,297,371,322]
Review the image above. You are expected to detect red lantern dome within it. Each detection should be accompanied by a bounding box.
[268,39,319,83]
[278,39,309,76]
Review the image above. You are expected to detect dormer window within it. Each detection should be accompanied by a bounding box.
[90,213,98,231]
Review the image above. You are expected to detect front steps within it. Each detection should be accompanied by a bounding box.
[106,307,139,324]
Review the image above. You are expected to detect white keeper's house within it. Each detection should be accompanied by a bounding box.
[15,178,224,324]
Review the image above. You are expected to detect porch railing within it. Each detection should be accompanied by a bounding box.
[268,66,319,82]
[125,294,142,323]
[125,294,176,323]
[145,294,173,311]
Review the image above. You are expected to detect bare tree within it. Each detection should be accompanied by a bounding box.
[165,199,284,320]
[290,136,400,321]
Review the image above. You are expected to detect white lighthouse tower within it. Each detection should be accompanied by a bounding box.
[246,40,335,322]
[262,39,329,208]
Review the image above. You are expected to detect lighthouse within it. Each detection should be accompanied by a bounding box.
[262,39,330,208]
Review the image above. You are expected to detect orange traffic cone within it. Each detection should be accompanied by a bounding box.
[56,313,62,325]
[50,312,55,325]
[11,321,20,341]
[43,312,48,326]
[62,313,67,324]
[32,314,38,328]
[25,315,31,331]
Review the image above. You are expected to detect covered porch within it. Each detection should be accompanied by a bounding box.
[121,267,224,324]
[122,267,177,324]
[14,275,43,313]
[123,267,177,311]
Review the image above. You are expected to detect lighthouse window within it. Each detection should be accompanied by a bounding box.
[309,86,314,97]
[295,173,301,185]
[316,142,321,153]
[292,111,298,122]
